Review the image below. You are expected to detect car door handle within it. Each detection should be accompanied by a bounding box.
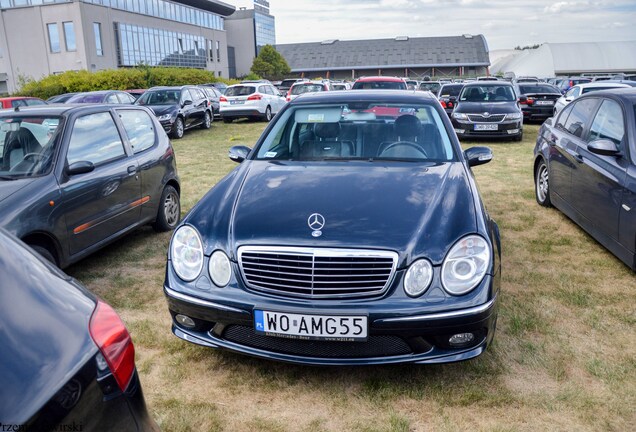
[127,165,137,174]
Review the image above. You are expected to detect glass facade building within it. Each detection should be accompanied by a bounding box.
[254,12,275,55]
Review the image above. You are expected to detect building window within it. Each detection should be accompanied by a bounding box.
[63,22,76,51]
[94,23,103,56]
[47,23,60,53]
[216,40,220,62]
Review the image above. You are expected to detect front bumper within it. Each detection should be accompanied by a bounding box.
[163,278,499,366]
[158,119,174,132]
[452,118,522,139]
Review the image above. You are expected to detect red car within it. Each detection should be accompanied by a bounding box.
[0,97,47,109]
[352,76,407,90]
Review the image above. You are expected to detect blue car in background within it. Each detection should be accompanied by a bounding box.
[163,90,501,365]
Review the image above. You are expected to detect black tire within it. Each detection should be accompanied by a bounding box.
[263,106,272,122]
[223,117,233,124]
[153,185,181,232]
[31,245,57,266]
[535,159,552,207]
[200,111,212,129]
[170,117,184,139]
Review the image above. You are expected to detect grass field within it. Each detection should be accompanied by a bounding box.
[67,119,635,432]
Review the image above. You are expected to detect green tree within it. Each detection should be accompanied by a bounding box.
[250,45,291,80]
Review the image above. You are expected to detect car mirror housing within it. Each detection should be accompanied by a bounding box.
[464,146,493,167]
[66,161,95,176]
[587,139,621,157]
[182,99,193,107]
[229,146,252,163]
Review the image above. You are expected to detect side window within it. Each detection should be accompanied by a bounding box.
[562,98,598,139]
[181,89,193,103]
[11,100,27,108]
[25,99,46,106]
[587,99,625,147]
[258,85,268,94]
[118,109,156,154]
[105,93,119,103]
[67,112,126,165]
[118,92,135,104]
[555,103,574,130]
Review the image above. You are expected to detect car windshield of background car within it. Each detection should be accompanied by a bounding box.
[225,86,257,97]
[255,103,455,162]
[460,85,516,102]
[419,83,441,92]
[137,90,180,105]
[519,85,560,94]
[439,85,463,97]
[291,84,325,95]
[354,81,405,90]
[0,116,62,178]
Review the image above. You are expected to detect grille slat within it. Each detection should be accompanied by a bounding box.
[239,247,398,300]
[467,114,506,123]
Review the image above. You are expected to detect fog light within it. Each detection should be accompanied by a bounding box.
[175,314,196,328]
[449,332,475,346]
[507,129,520,134]
[454,129,465,134]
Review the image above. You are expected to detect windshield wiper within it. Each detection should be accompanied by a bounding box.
[0,175,18,181]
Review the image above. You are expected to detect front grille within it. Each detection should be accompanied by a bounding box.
[222,325,412,358]
[238,247,398,299]
[467,114,506,123]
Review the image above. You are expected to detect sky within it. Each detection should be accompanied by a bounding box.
[229,0,636,50]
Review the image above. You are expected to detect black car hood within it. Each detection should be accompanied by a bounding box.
[455,101,519,114]
[143,104,178,117]
[186,161,478,265]
[0,178,34,203]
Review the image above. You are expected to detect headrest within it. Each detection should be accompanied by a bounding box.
[394,115,421,138]
[314,122,340,139]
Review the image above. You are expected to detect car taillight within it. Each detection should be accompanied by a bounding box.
[569,80,574,88]
[526,98,534,105]
[448,101,454,108]
[286,96,291,102]
[247,94,262,101]
[440,100,447,108]
[219,96,227,102]
[89,301,135,392]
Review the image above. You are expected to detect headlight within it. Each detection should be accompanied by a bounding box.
[442,235,491,295]
[209,250,231,287]
[505,112,522,120]
[404,259,433,297]
[157,113,173,121]
[453,113,468,120]
[170,225,204,281]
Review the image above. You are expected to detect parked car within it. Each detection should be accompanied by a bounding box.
[286,81,331,102]
[418,81,441,95]
[278,78,305,95]
[126,89,147,101]
[199,85,223,118]
[405,79,420,90]
[515,82,562,122]
[220,82,286,123]
[553,82,631,115]
[557,77,592,94]
[135,86,212,138]
[46,92,79,103]
[476,76,499,81]
[533,88,636,270]
[163,90,501,365]
[332,82,352,91]
[438,83,464,116]
[66,91,136,104]
[0,229,159,430]
[451,81,524,141]
[352,76,407,90]
[513,76,540,84]
[0,96,47,108]
[0,104,180,268]
[204,82,228,94]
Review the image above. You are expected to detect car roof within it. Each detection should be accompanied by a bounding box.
[585,87,636,101]
[288,89,436,105]
[576,82,631,89]
[463,81,513,87]
[355,76,405,82]
[0,103,145,117]
[0,96,41,101]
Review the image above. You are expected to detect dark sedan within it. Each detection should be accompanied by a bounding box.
[66,90,136,104]
[163,90,501,365]
[135,86,211,139]
[516,83,562,122]
[0,104,180,268]
[0,230,158,431]
[451,82,524,141]
[534,88,636,270]
[438,83,464,116]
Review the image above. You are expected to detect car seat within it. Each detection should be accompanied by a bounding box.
[1,127,42,171]
[377,115,426,158]
[494,87,508,101]
[300,123,354,159]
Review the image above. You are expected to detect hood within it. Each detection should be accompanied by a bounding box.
[455,101,520,114]
[143,104,178,117]
[188,161,478,266]
[0,178,34,203]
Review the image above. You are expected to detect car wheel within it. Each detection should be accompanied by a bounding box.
[171,117,184,139]
[223,118,233,124]
[263,106,272,122]
[535,159,552,207]
[153,185,181,232]
[31,245,57,266]
[201,111,211,129]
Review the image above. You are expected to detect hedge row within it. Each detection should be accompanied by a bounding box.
[16,67,240,99]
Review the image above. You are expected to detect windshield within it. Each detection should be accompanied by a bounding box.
[439,85,463,97]
[225,86,257,97]
[459,85,516,102]
[419,82,441,93]
[281,80,300,88]
[136,89,181,105]
[582,86,623,94]
[67,94,106,103]
[291,84,325,95]
[255,103,455,162]
[353,81,406,90]
[519,85,560,94]
[0,116,62,178]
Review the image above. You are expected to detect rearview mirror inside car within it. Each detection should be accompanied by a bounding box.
[229,145,252,163]
[66,161,95,176]
[464,146,493,167]
[587,139,620,157]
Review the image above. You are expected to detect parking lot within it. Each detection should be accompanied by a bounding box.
[64,120,635,432]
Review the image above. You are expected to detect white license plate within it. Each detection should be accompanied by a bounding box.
[254,310,368,341]
[474,124,498,131]
[535,100,554,106]
[230,100,245,105]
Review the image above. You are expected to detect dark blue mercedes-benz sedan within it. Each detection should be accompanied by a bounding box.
[164,90,501,365]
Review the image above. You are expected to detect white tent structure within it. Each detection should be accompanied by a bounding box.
[490,41,636,78]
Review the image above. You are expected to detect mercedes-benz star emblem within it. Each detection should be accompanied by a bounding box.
[308,213,325,237]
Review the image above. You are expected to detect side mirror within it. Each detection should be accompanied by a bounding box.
[229,145,251,163]
[587,139,620,157]
[66,161,95,176]
[518,96,528,103]
[182,99,193,107]
[464,146,493,167]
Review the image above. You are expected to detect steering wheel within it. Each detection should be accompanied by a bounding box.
[379,141,428,158]
[9,152,45,173]
[22,153,45,162]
